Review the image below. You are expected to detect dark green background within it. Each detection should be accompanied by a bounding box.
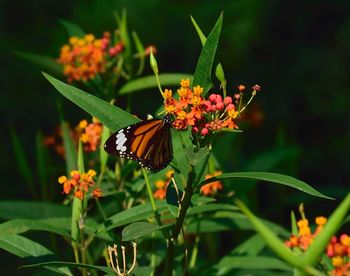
[1,0,349,274]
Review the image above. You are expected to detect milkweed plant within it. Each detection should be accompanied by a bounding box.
[5,11,350,276]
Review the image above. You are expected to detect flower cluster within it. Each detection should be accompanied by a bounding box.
[285,216,327,250]
[163,79,260,137]
[43,126,66,158]
[58,169,101,200]
[327,235,350,275]
[57,32,123,82]
[285,215,350,276]
[153,170,174,200]
[78,118,103,152]
[200,171,223,196]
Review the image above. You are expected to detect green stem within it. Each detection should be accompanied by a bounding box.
[142,168,170,240]
[189,236,200,269]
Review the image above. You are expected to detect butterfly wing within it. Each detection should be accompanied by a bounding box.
[104,119,173,172]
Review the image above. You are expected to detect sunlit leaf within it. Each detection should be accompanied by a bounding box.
[43,72,139,132]
[200,172,332,199]
[192,13,223,95]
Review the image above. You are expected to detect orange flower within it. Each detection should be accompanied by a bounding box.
[57,169,98,200]
[153,170,174,200]
[286,212,350,276]
[78,119,103,152]
[92,188,102,198]
[58,32,118,83]
[200,171,223,196]
[180,79,190,88]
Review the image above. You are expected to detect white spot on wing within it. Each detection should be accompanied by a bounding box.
[116,136,127,150]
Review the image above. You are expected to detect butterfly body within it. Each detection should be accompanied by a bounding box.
[104,114,173,172]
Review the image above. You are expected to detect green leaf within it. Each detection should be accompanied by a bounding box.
[43,72,139,132]
[166,183,180,217]
[0,234,72,275]
[132,31,146,75]
[118,73,193,95]
[304,193,350,266]
[96,201,168,234]
[200,172,332,199]
[192,13,223,95]
[231,234,266,256]
[9,127,35,196]
[115,10,132,68]
[190,15,206,46]
[58,19,85,37]
[187,203,238,216]
[235,199,316,274]
[215,256,292,275]
[15,51,63,76]
[22,261,112,274]
[36,132,49,200]
[71,141,83,246]
[122,221,171,241]
[100,124,110,172]
[0,201,70,219]
[0,219,70,238]
[60,120,77,175]
[186,211,289,236]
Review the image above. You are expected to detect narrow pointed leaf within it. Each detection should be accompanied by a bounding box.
[15,52,63,76]
[10,127,34,195]
[0,201,70,219]
[22,261,111,274]
[200,172,332,199]
[61,121,76,175]
[58,19,85,37]
[43,72,139,132]
[215,256,292,273]
[96,201,168,234]
[122,221,172,241]
[0,234,72,275]
[190,15,206,46]
[192,13,223,95]
[0,219,70,238]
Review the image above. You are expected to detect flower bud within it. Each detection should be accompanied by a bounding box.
[209,94,217,102]
[226,103,235,111]
[201,128,209,136]
[224,96,232,105]
[216,102,224,110]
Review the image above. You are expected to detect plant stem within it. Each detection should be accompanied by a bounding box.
[165,168,195,275]
[189,236,200,269]
[142,168,170,240]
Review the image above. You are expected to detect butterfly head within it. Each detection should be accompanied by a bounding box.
[162,113,173,128]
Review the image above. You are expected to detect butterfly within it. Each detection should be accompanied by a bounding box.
[104,114,173,172]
